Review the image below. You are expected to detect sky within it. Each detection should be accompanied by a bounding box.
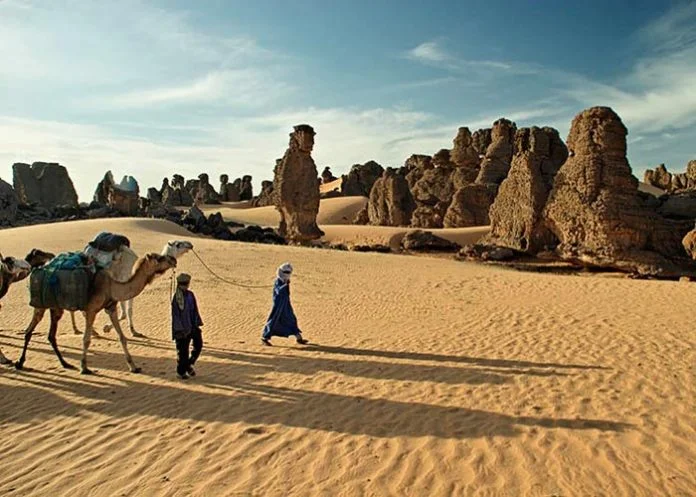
[1,0,695,202]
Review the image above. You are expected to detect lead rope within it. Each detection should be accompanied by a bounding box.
[190,248,274,289]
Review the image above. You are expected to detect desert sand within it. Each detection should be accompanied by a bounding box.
[1,210,695,496]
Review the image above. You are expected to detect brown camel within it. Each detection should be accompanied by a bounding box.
[0,253,33,365]
[15,253,176,374]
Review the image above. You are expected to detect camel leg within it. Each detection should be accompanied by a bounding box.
[70,311,82,335]
[48,309,75,370]
[80,311,96,374]
[118,301,127,321]
[125,300,144,338]
[15,308,47,370]
[0,348,11,365]
[106,308,141,374]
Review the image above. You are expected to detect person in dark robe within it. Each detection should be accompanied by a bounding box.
[171,273,204,379]
[261,262,309,346]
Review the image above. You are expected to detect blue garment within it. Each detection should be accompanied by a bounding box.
[262,278,300,339]
[171,290,203,340]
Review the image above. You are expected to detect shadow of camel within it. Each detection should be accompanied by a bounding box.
[4,334,573,387]
[1,361,631,440]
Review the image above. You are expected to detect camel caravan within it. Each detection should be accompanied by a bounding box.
[0,233,191,374]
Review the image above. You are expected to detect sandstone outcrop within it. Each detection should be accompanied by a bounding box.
[341,161,384,197]
[543,106,691,275]
[482,127,568,252]
[321,167,337,184]
[251,181,274,207]
[443,183,497,228]
[0,178,19,226]
[13,162,79,208]
[239,175,253,201]
[219,174,240,202]
[364,168,415,226]
[410,166,455,228]
[93,171,141,216]
[273,124,324,243]
[401,230,460,252]
[192,173,220,204]
[475,119,517,185]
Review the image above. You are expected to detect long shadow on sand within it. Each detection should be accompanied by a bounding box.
[304,344,608,370]
[2,342,629,441]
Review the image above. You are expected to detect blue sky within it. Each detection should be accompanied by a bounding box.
[1,0,695,201]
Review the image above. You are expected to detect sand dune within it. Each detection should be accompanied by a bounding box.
[0,218,694,496]
[202,196,368,227]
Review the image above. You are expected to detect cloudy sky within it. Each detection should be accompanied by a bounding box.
[1,0,695,201]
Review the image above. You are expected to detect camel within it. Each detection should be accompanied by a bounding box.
[69,240,193,337]
[15,253,177,374]
[0,254,33,365]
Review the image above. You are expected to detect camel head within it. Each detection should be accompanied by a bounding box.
[162,240,194,259]
[1,255,32,282]
[24,248,56,268]
[135,253,177,284]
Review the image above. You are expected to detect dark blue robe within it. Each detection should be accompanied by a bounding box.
[262,278,300,339]
[171,290,203,340]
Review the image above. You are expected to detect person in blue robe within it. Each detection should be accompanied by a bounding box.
[171,273,204,379]
[261,263,309,346]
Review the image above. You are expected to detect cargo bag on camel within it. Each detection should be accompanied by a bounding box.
[29,252,96,311]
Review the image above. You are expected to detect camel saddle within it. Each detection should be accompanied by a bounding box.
[84,232,131,269]
[29,252,96,311]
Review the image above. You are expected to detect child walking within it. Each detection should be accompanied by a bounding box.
[261,262,309,346]
[171,273,204,379]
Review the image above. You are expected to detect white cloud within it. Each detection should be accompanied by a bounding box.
[97,69,294,109]
[408,41,448,63]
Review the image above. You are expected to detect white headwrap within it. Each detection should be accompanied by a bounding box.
[277,262,293,283]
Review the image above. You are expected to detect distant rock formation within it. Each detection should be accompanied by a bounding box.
[273,124,324,243]
[644,164,673,191]
[162,174,193,207]
[192,173,220,205]
[219,174,240,202]
[0,177,19,226]
[543,106,691,275]
[321,166,337,184]
[251,180,274,207]
[363,168,415,226]
[13,162,78,208]
[341,161,384,197]
[93,171,141,216]
[475,119,517,185]
[482,127,568,253]
[239,175,253,201]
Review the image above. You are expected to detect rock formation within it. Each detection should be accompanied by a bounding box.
[401,230,460,252]
[682,228,696,260]
[643,164,673,191]
[251,181,274,207]
[192,173,220,204]
[273,124,324,243]
[93,171,141,216]
[321,167,337,184]
[162,175,193,207]
[0,178,19,226]
[451,127,480,169]
[404,155,433,190]
[13,162,79,208]
[543,106,691,275]
[475,119,517,185]
[410,166,455,228]
[239,175,253,201]
[341,161,384,197]
[472,128,492,157]
[443,183,498,228]
[363,168,415,226]
[482,127,568,253]
[219,174,241,202]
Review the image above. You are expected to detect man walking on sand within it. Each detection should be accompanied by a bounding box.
[261,262,309,347]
